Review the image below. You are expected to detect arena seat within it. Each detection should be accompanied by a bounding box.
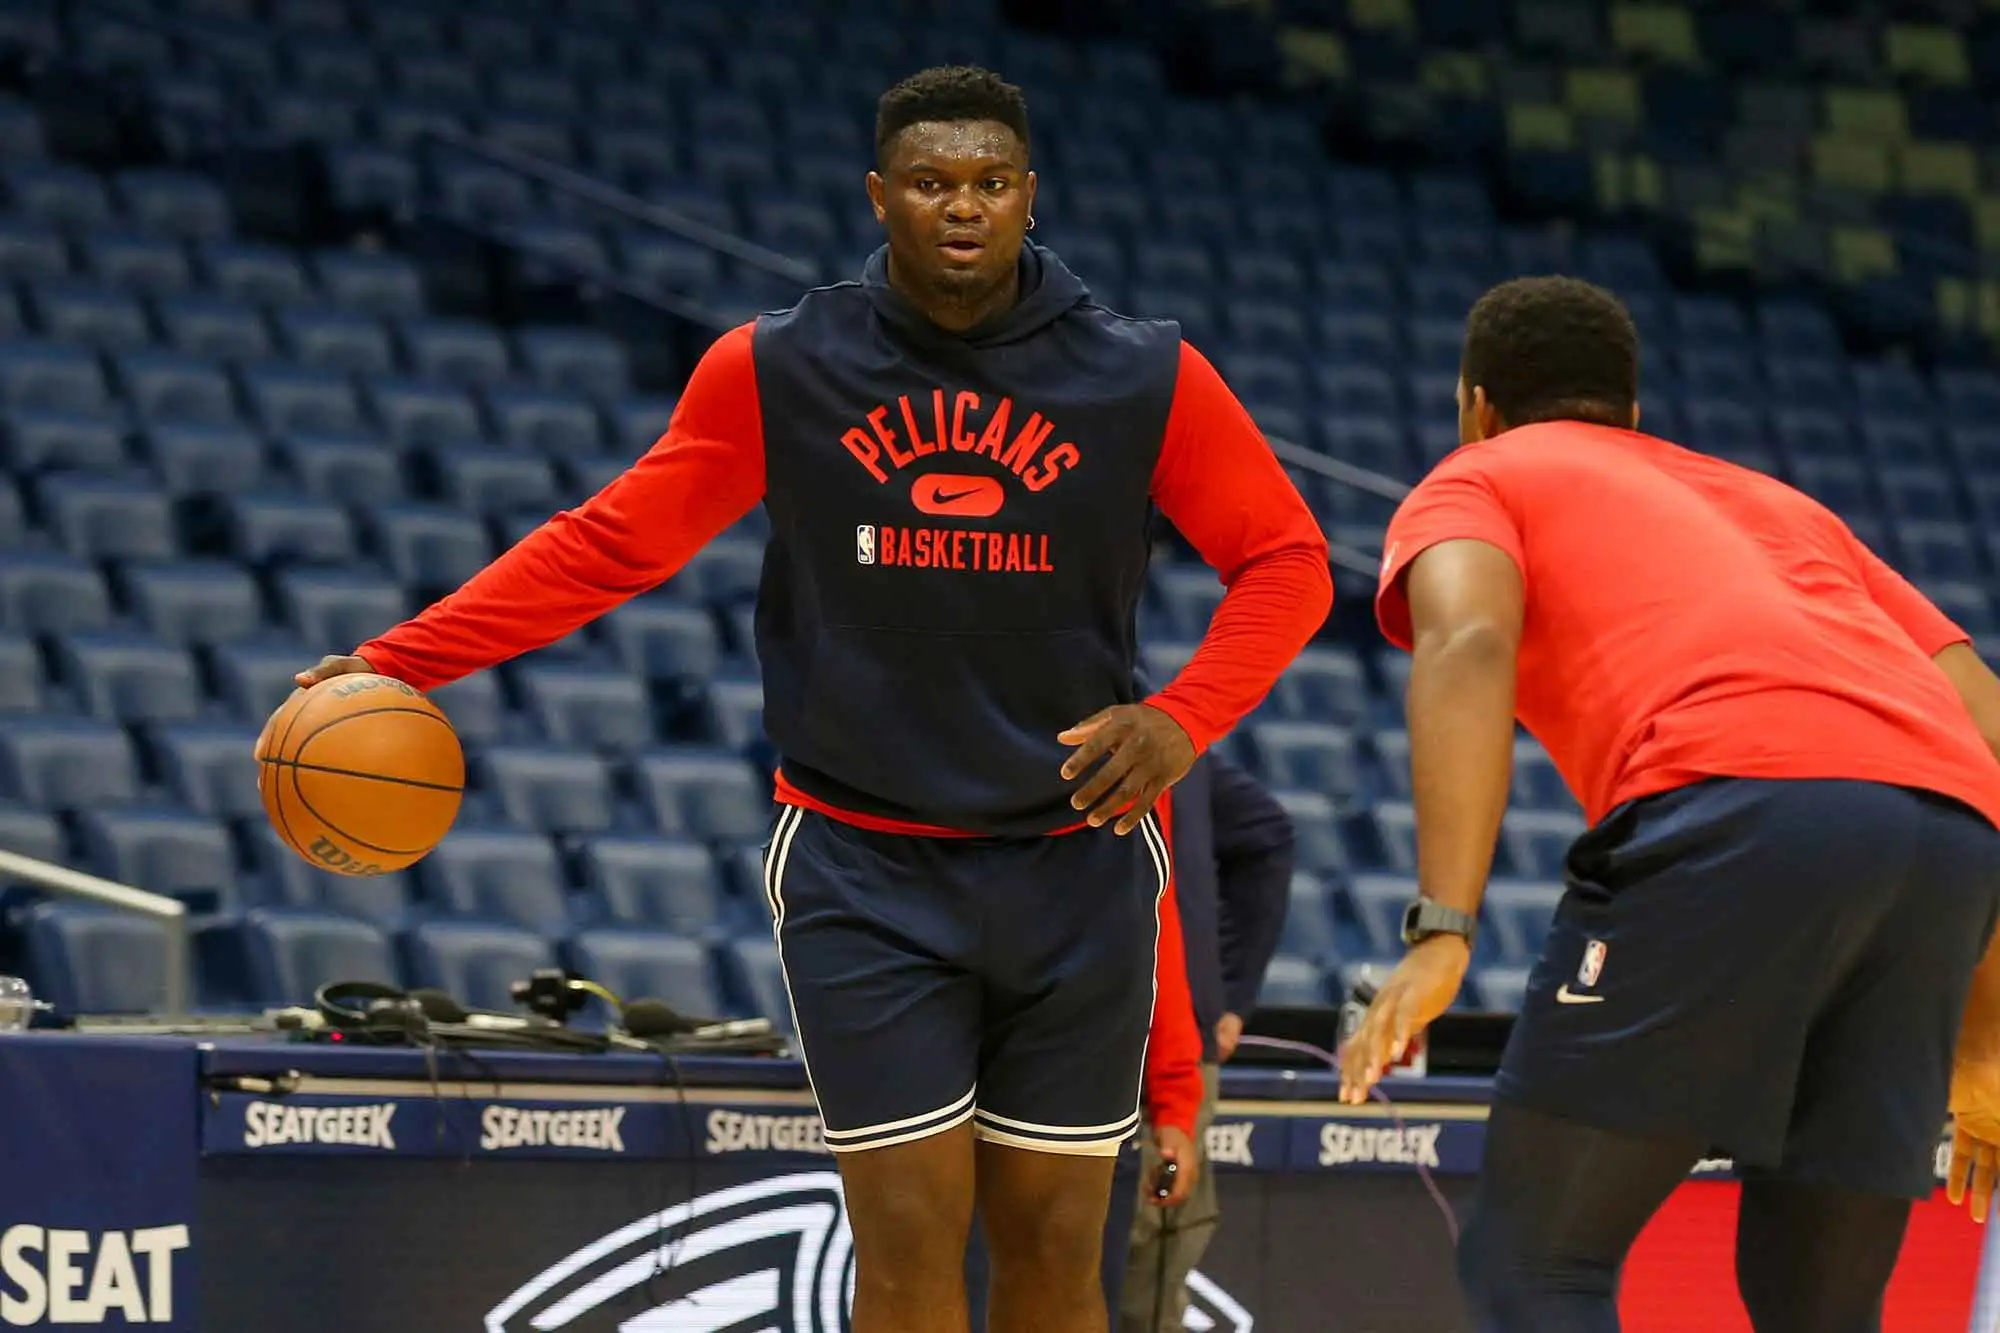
[56,634,203,723]
[0,717,141,809]
[149,723,264,819]
[1248,722,1364,802]
[122,560,265,645]
[402,918,556,1011]
[144,424,271,495]
[633,750,770,842]
[241,906,401,1006]
[23,903,172,1014]
[0,632,40,713]
[278,433,405,505]
[600,600,723,683]
[276,307,396,377]
[475,746,619,836]
[565,929,723,1017]
[516,665,654,752]
[1484,880,1566,965]
[2,407,126,474]
[416,829,572,935]
[1271,789,1348,875]
[580,835,731,936]
[363,503,493,589]
[74,807,234,901]
[1472,966,1532,1014]
[243,824,414,928]
[0,339,111,413]
[1257,955,1326,1006]
[274,568,407,648]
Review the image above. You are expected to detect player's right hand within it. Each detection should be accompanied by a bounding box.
[294,654,376,688]
[1948,1052,2000,1222]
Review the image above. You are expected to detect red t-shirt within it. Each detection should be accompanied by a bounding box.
[1376,422,2000,830]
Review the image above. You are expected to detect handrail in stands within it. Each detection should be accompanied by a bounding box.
[0,848,188,1015]
[1267,438,1411,579]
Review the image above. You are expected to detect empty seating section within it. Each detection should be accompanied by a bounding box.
[0,0,1989,1021]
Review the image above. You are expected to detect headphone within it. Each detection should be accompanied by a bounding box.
[313,980,432,1042]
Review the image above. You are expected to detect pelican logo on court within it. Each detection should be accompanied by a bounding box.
[485,1171,1257,1332]
[484,1173,853,1333]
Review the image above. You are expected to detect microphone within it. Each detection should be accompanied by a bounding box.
[620,999,694,1039]
[408,988,468,1024]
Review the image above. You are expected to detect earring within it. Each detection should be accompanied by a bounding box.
[1026,215,1036,231]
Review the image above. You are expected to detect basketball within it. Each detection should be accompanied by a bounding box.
[256,674,465,876]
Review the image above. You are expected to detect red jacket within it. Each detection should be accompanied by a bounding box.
[1143,789,1204,1137]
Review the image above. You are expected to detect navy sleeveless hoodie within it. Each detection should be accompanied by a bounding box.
[751,243,1183,836]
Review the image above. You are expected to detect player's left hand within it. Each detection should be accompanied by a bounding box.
[1059,704,1195,836]
[1338,935,1471,1105]
[1149,1124,1198,1208]
[1948,1050,2000,1222]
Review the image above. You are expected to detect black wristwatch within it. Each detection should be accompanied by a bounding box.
[1401,897,1478,948]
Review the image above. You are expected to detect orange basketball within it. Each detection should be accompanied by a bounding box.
[256,674,465,875]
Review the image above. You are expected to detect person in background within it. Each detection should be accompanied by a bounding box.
[1122,750,1295,1333]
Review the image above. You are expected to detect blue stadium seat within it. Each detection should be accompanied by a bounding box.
[416,830,571,934]
[0,219,69,281]
[23,903,171,1015]
[364,377,487,449]
[1484,880,1564,965]
[243,824,412,928]
[427,673,506,747]
[1853,362,1933,419]
[2,408,127,474]
[241,907,399,1005]
[1268,647,1369,725]
[0,797,61,864]
[634,750,769,842]
[1672,295,1750,348]
[155,294,272,361]
[1879,465,1961,523]
[1316,366,1400,417]
[275,433,405,505]
[0,715,139,809]
[492,69,578,116]
[485,387,603,457]
[1499,810,1587,880]
[121,560,263,646]
[1370,802,1418,873]
[323,145,421,217]
[432,159,537,222]
[1679,349,1761,405]
[403,919,555,1011]
[517,666,654,753]
[1863,418,1944,468]
[362,503,493,589]
[1220,352,1308,413]
[1318,313,1400,371]
[226,494,358,567]
[1372,730,1413,801]
[40,475,178,561]
[198,242,312,307]
[1279,872,1341,962]
[239,363,365,435]
[1771,409,1851,465]
[56,634,202,723]
[1150,565,1224,639]
[680,538,765,604]
[74,806,232,899]
[0,340,110,413]
[703,676,764,752]
[26,280,151,350]
[1938,370,2000,428]
[429,447,561,516]
[1224,299,1310,353]
[724,938,792,1030]
[1683,401,1763,456]
[0,632,40,713]
[1792,458,1874,519]
[514,327,631,399]
[1471,966,1531,1014]
[115,350,239,425]
[1511,738,1571,810]
[398,318,513,387]
[388,53,479,105]
[565,929,723,1017]
[274,568,406,648]
[308,246,426,316]
[1407,317,1465,375]
[0,552,112,636]
[609,396,678,453]
[1346,873,1416,957]
[146,722,260,819]
[474,745,618,835]
[1248,722,1363,802]
[283,40,379,97]
[276,307,395,377]
[581,836,730,935]
[143,423,269,496]
[4,163,114,231]
[113,169,232,240]
[1755,298,1841,357]
[1272,789,1347,875]
[1257,956,1325,1007]
[618,232,723,295]
[601,600,722,682]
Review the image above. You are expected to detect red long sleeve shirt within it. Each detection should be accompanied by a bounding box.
[1143,789,1204,1136]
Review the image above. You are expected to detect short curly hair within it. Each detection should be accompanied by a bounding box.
[875,66,1030,169]
[1461,276,1639,428]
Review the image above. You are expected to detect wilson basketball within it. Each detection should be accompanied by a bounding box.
[256,674,465,875]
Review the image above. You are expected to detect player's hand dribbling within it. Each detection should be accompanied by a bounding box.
[1948,1051,2000,1222]
[1059,704,1196,836]
[1338,935,1470,1105]
[294,654,376,688]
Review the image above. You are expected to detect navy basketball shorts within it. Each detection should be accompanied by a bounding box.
[1499,777,2000,1199]
[761,806,1170,1156]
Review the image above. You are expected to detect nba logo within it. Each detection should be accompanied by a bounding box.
[855,524,875,566]
[1578,939,1607,988]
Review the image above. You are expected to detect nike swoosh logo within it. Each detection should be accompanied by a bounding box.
[1555,986,1605,1005]
[933,488,981,505]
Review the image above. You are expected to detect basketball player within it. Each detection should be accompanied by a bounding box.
[1337,276,2000,1332]
[297,67,1331,1333]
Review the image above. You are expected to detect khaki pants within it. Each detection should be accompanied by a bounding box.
[1117,1062,1221,1333]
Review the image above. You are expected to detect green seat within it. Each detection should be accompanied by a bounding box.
[1885,25,1970,87]
[1609,4,1700,65]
